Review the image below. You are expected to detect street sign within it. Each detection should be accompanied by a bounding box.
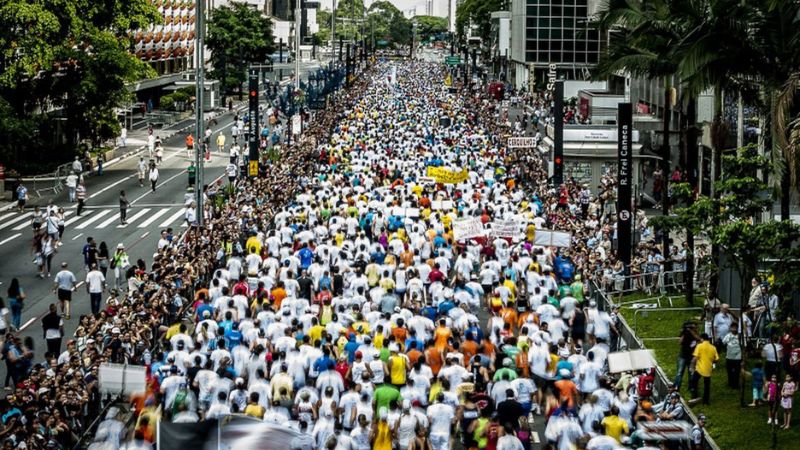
[249,161,258,177]
[445,56,461,66]
[292,114,301,135]
[507,137,538,148]
[248,69,259,166]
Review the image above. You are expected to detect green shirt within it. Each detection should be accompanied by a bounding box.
[374,385,401,414]
[571,281,584,301]
[492,367,518,382]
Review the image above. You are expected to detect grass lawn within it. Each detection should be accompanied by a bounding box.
[618,295,798,449]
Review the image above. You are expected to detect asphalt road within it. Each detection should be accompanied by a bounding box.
[0,107,244,358]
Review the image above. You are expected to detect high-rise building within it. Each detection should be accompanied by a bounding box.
[510,0,602,89]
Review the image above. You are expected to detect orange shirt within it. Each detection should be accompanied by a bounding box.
[434,327,452,351]
[391,327,409,345]
[461,340,478,366]
[501,308,518,332]
[407,348,423,366]
[426,347,444,376]
[271,287,287,309]
[554,379,579,408]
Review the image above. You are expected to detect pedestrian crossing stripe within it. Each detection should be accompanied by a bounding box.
[0,207,192,231]
[74,209,112,229]
[0,212,32,230]
[117,208,151,228]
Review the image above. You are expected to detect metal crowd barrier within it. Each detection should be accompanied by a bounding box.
[589,280,720,450]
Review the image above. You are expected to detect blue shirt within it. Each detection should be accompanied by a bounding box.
[224,329,242,349]
[298,247,314,270]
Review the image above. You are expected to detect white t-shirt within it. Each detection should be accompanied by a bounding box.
[427,402,455,435]
[86,270,105,293]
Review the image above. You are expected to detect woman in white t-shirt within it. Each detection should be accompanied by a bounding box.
[0,297,8,335]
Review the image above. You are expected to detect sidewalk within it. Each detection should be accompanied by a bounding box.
[0,102,246,212]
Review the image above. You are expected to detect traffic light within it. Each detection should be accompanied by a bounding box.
[553,155,563,180]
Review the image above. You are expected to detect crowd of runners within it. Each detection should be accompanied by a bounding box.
[0,60,710,450]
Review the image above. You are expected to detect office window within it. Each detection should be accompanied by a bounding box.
[539,6,550,15]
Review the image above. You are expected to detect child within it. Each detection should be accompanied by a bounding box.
[767,374,779,425]
[782,374,797,429]
[750,362,765,407]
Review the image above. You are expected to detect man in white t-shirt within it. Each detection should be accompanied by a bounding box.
[85,263,106,315]
[426,394,455,450]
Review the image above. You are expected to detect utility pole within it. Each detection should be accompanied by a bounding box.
[330,0,337,63]
[194,0,205,226]
[295,0,301,90]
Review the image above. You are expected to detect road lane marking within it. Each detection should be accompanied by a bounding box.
[96,212,122,229]
[532,432,540,444]
[117,208,151,228]
[75,209,112,229]
[88,174,135,199]
[19,317,36,331]
[13,211,73,231]
[159,208,186,227]
[72,233,84,241]
[64,210,92,226]
[0,212,32,230]
[126,231,150,250]
[138,208,171,228]
[0,233,22,247]
[0,212,16,223]
[130,169,189,205]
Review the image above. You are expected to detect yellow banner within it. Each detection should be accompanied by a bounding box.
[426,166,468,184]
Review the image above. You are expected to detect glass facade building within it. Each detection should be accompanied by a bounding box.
[511,0,601,67]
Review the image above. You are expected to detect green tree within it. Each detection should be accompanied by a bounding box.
[368,1,411,47]
[207,2,275,96]
[0,0,160,172]
[455,0,501,43]
[651,145,800,405]
[314,9,331,44]
[414,15,447,42]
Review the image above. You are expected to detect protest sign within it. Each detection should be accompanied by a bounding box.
[489,219,520,238]
[453,217,485,241]
[608,349,655,373]
[426,166,468,184]
[431,200,454,210]
[533,229,572,247]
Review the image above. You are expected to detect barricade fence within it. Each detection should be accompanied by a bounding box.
[589,280,721,450]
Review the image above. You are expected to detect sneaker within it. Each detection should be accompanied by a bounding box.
[768,418,773,424]
[64,315,70,320]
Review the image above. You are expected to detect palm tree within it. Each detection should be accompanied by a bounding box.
[594,0,702,304]
[754,0,800,221]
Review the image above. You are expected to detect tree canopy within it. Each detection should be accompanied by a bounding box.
[414,16,448,42]
[207,2,275,95]
[368,1,411,47]
[0,0,161,173]
[455,0,502,43]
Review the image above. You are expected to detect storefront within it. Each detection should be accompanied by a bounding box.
[539,125,659,198]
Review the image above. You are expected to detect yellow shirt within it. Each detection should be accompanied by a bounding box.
[693,341,719,377]
[244,403,265,419]
[309,325,325,344]
[165,323,182,340]
[389,354,407,385]
[246,237,262,256]
[374,332,384,349]
[601,415,629,442]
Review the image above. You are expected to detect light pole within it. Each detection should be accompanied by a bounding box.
[194,0,205,226]
[295,0,302,91]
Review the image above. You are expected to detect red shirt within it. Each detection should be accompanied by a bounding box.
[428,269,445,283]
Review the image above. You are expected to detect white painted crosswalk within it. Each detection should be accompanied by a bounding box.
[0,206,192,233]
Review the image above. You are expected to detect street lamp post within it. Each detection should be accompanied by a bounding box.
[194,0,205,226]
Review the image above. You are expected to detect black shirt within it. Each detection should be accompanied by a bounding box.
[496,399,524,430]
[41,312,61,336]
[297,276,313,300]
